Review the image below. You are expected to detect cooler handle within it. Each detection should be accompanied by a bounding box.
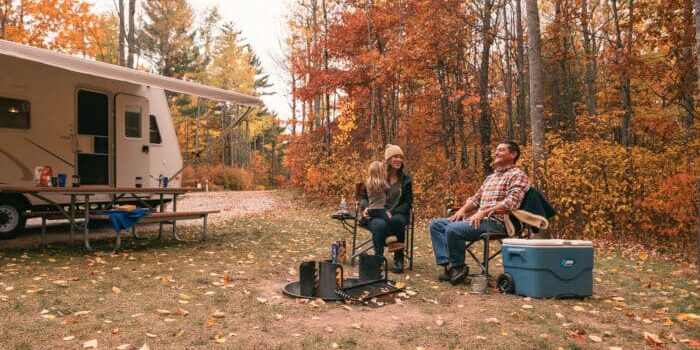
[507,248,527,262]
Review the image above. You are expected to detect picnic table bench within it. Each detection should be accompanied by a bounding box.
[0,186,217,252]
[87,209,220,252]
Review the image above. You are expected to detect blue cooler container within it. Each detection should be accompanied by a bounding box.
[501,239,593,298]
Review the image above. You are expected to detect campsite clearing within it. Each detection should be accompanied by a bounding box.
[0,191,697,349]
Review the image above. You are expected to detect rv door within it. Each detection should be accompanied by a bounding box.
[115,94,150,187]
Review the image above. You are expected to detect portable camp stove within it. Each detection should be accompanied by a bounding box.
[282,253,404,307]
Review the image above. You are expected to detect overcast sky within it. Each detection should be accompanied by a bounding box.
[89,0,292,120]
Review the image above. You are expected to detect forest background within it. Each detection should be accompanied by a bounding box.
[0,0,698,257]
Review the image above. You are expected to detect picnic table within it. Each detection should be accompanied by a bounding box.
[0,186,216,252]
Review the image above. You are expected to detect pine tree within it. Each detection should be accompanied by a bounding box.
[140,0,200,78]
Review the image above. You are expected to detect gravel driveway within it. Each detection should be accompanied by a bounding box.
[0,190,280,249]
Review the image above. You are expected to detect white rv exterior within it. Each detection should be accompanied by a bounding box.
[0,39,261,237]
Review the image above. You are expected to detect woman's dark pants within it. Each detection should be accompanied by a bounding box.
[367,212,407,261]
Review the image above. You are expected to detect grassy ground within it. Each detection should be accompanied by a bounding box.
[0,191,697,349]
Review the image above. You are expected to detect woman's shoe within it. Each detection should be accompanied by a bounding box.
[387,242,406,252]
[391,259,404,273]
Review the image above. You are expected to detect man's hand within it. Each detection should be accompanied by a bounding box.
[386,211,393,219]
[467,211,486,228]
[362,208,369,218]
[448,209,466,222]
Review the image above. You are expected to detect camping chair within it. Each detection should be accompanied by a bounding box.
[446,187,553,279]
[350,182,415,270]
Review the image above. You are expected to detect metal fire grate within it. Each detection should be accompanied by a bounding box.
[335,279,403,308]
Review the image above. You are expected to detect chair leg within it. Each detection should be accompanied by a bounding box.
[483,235,490,277]
[350,220,358,266]
[409,215,414,270]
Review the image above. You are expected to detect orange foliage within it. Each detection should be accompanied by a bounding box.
[285,0,699,254]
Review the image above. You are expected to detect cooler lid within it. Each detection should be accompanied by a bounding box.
[502,238,593,247]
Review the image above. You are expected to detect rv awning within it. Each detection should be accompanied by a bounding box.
[0,39,263,107]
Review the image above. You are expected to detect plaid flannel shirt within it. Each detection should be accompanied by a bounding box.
[466,165,531,222]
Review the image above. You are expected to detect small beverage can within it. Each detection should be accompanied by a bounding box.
[162,176,168,188]
[331,242,339,264]
[338,240,347,264]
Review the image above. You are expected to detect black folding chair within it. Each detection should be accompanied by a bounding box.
[446,187,553,279]
[349,182,415,270]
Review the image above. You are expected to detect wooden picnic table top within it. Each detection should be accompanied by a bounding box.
[0,185,197,195]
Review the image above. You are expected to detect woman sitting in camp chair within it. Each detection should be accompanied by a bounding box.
[361,144,413,273]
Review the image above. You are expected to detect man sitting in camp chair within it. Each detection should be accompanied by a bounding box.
[429,141,531,285]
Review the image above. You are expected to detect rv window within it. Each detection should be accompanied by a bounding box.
[149,115,162,144]
[0,96,30,129]
[124,109,141,138]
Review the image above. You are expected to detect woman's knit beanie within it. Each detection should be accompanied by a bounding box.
[384,144,404,161]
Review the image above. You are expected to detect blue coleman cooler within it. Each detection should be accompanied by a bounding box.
[497,239,593,298]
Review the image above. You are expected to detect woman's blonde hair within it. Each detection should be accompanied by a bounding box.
[365,161,389,194]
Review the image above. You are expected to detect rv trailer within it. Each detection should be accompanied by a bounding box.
[0,39,262,237]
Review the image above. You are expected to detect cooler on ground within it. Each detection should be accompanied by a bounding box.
[500,238,593,298]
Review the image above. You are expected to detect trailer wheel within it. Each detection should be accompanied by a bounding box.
[0,196,26,239]
[497,273,515,294]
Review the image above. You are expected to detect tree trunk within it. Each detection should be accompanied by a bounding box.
[515,0,528,146]
[525,0,546,187]
[291,73,297,135]
[455,50,468,169]
[436,59,453,167]
[581,0,598,114]
[504,1,514,140]
[322,0,331,152]
[127,0,136,68]
[696,0,700,93]
[479,0,495,176]
[118,0,126,67]
[611,0,633,147]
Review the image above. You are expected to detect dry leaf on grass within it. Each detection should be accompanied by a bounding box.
[112,286,121,293]
[211,311,226,318]
[568,329,587,346]
[176,307,189,316]
[115,344,131,350]
[485,317,499,324]
[435,319,444,326]
[62,336,74,341]
[644,332,663,346]
[138,344,150,350]
[213,336,227,344]
[589,335,603,343]
[156,309,170,315]
[83,339,98,348]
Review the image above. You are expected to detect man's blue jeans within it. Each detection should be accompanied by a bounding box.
[429,218,505,267]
